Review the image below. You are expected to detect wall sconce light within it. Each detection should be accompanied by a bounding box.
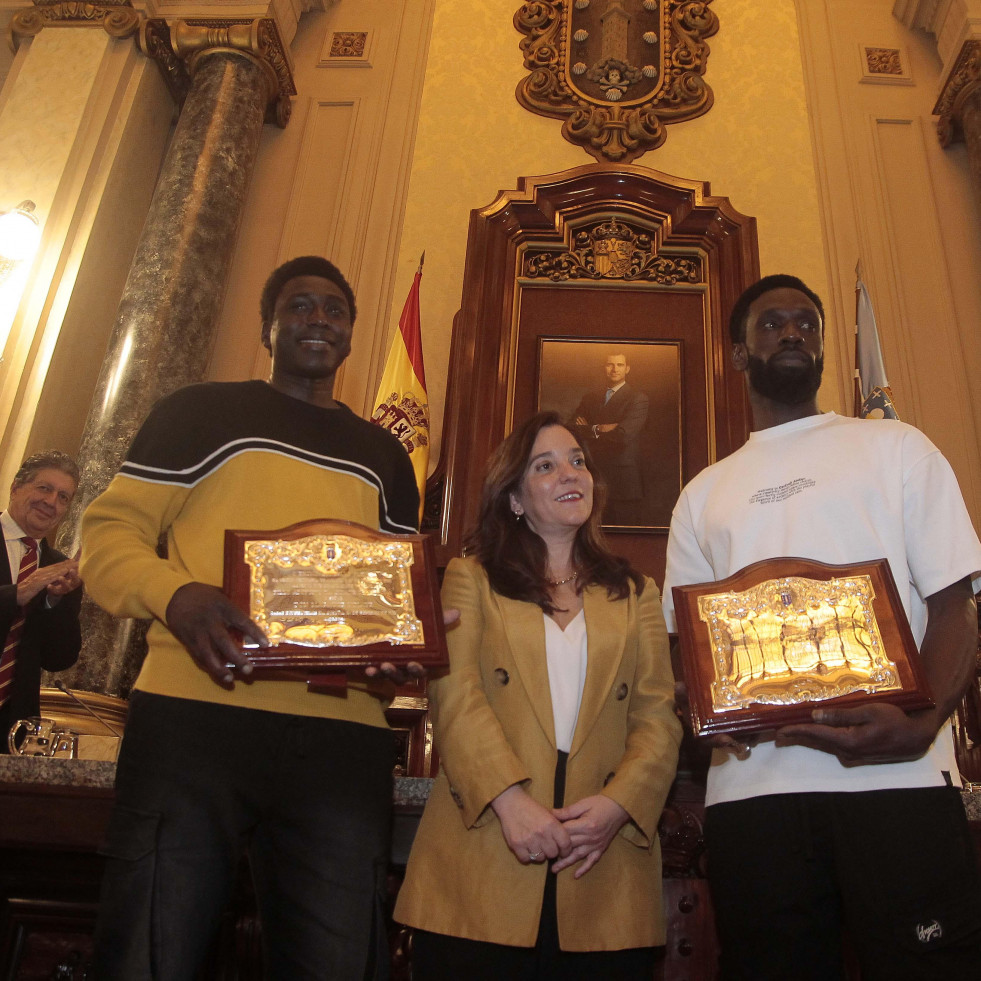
[0,200,41,283]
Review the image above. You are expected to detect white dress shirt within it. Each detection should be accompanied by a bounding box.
[543,609,588,753]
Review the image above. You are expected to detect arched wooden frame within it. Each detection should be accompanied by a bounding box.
[427,164,759,584]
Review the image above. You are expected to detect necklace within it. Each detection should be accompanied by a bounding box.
[545,571,578,587]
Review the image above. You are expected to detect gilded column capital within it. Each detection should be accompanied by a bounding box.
[140,17,296,128]
[9,0,141,50]
[933,40,981,147]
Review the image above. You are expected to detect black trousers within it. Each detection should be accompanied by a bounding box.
[706,788,981,981]
[93,692,396,981]
[411,751,658,980]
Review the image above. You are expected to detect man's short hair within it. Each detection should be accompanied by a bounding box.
[728,275,825,344]
[12,450,79,490]
[259,256,358,327]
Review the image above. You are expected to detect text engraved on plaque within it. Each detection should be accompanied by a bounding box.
[245,534,424,648]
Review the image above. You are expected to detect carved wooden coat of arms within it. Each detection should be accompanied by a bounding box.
[515,0,719,163]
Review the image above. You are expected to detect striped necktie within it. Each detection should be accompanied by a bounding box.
[0,537,39,708]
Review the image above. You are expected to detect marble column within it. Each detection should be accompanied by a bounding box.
[55,19,294,694]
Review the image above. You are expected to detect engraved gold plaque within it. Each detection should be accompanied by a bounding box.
[672,558,933,738]
[223,519,447,678]
[245,535,423,649]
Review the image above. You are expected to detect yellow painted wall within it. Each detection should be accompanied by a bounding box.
[387,0,832,466]
[797,0,981,521]
[0,0,976,530]
[372,0,979,525]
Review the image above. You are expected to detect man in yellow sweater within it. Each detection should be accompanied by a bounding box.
[82,256,419,980]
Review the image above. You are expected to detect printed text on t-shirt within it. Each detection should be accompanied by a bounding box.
[748,477,816,505]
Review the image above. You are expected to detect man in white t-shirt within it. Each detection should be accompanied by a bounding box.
[662,275,981,980]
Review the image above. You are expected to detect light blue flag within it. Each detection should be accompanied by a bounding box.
[856,278,899,420]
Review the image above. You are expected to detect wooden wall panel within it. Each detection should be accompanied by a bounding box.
[430,165,758,586]
[278,100,358,261]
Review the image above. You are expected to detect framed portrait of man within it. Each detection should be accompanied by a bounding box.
[537,338,682,530]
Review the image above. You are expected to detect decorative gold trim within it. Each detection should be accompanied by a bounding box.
[139,17,295,128]
[933,39,981,148]
[9,0,140,50]
[242,533,423,649]
[38,685,128,735]
[514,0,719,163]
[389,695,429,713]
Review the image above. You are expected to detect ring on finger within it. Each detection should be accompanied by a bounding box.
[528,851,543,860]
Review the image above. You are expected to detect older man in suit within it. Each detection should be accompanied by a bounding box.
[571,352,650,525]
[0,450,82,751]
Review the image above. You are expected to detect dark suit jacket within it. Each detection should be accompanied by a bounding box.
[572,382,650,501]
[0,531,82,750]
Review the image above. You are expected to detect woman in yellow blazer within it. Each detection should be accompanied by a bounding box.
[395,412,682,979]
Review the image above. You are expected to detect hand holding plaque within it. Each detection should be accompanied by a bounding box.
[223,519,448,683]
[672,557,933,739]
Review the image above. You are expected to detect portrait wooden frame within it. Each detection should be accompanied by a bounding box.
[428,164,759,587]
[537,337,682,531]
[672,557,933,738]
[223,519,447,680]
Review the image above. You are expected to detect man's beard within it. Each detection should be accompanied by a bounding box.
[747,352,824,404]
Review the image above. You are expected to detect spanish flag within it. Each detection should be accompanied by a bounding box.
[371,255,430,521]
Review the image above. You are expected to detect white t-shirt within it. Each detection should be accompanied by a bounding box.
[662,412,981,805]
[543,609,588,754]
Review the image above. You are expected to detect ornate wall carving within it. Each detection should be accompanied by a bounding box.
[863,46,902,76]
[140,17,296,128]
[514,0,719,163]
[330,31,368,58]
[934,39,981,147]
[9,0,140,48]
[523,217,703,282]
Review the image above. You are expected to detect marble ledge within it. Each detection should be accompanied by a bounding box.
[0,755,435,807]
[4,756,981,819]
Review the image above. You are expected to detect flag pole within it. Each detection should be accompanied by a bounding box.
[370,252,431,523]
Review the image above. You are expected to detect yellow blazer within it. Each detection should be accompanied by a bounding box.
[395,557,682,951]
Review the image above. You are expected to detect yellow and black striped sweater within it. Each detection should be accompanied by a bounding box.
[80,380,419,728]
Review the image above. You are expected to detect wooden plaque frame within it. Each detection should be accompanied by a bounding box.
[672,557,933,738]
[223,519,447,676]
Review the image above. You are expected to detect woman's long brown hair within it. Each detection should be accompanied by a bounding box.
[464,412,645,613]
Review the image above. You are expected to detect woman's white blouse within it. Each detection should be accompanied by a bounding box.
[542,608,588,753]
